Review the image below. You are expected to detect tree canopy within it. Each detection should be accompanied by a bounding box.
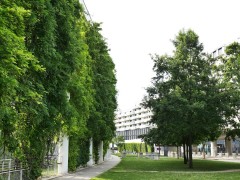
[221,42,240,139]
[144,29,227,168]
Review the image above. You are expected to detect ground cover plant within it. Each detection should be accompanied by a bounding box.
[92,155,240,180]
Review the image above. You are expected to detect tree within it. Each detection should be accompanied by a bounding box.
[144,29,226,168]
[221,42,240,140]
[112,136,125,148]
[112,136,125,147]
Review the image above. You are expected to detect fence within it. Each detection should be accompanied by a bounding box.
[0,155,59,180]
[41,155,59,178]
[0,159,27,180]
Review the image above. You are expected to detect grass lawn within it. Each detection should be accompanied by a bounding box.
[92,155,240,180]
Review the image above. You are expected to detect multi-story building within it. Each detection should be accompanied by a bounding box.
[203,40,240,156]
[114,105,155,143]
[212,44,226,58]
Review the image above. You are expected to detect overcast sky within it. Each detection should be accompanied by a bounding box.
[84,0,240,112]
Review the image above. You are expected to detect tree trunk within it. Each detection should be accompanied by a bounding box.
[202,143,206,159]
[180,146,182,157]
[158,144,160,158]
[186,144,189,162]
[151,145,154,153]
[177,146,179,159]
[183,143,187,164]
[188,137,193,168]
[145,143,148,153]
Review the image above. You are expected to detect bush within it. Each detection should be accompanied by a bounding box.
[118,143,151,153]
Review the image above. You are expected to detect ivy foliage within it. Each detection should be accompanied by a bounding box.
[0,0,117,179]
[67,5,94,171]
[21,0,81,178]
[86,23,117,163]
[0,0,47,178]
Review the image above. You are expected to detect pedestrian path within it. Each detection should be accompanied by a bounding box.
[52,155,121,180]
[207,157,240,163]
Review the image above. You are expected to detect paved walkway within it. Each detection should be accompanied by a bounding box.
[52,155,121,180]
[206,157,240,163]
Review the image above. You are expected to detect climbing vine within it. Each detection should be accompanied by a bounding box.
[0,0,117,179]
[86,23,117,164]
[0,0,116,179]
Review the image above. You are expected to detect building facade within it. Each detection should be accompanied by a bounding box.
[115,106,155,143]
[210,40,240,156]
[212,45,225,58]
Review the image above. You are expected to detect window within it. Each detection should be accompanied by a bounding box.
[218,47,223,55]
[213,51,217,58]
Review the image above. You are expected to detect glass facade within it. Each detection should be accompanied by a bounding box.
[116,127,150,140]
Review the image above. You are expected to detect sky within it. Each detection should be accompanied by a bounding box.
[84,0,240,112]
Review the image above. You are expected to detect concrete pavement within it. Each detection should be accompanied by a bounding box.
[52,155,121,180]
[206,156,240,163]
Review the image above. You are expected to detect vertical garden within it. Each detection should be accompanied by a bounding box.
[0,0,117,179]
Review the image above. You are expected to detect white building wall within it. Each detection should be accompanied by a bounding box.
[58,135,69,175]
[114,105,155,142]
[98,141,104,163]
[87,138,94,166]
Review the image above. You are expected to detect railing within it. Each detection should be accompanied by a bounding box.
[41,155,59,178]
[0,155,59,180]
[145,153,160,160]
[0,159,27,180]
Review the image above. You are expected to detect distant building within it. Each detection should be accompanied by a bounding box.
[211,38,240,58]
[114,105,155,143]
[208,39,240,156]
[212,45,225,58]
